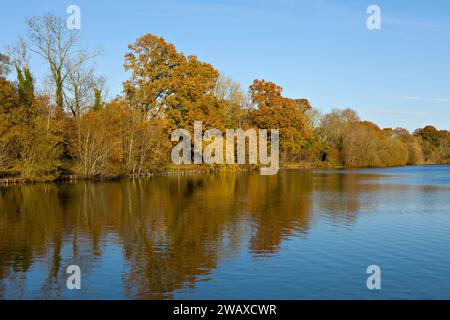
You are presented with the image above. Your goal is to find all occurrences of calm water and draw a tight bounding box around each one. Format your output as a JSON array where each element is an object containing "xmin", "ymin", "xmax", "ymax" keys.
[{"xmin": 1, "ymin": 165, "xmax": 449, "ymax": 299}]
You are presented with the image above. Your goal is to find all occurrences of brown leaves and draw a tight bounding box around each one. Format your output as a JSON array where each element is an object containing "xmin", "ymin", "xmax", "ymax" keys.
[
  {"xmin": 248, "ymin": 79, "xmax": 313, "ymax": 161},
  {"xmin": 123, "ymin": 33, "xmax": 222, "ymax": 129}
]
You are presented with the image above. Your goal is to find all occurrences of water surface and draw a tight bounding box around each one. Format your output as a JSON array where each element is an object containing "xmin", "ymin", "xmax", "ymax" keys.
[{"xmin": 1, "ymin": 165, "xmax": 449, "ymax": 299}]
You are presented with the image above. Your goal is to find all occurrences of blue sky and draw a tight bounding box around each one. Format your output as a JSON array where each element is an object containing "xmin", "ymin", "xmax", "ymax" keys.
[{"xmin": 1, "ymin": 0, "xmax": 449, "ymax": 131}]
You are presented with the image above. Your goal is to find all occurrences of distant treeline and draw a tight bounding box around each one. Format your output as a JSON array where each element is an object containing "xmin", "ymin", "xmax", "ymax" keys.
[{"xmin": 0, "ymin": 14, "xmax": 449, "ymax": 181}]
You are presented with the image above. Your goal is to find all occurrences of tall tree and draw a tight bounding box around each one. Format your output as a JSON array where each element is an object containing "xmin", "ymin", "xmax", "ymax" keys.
[
  {"xmin": 124, "ymin": 33, "xmax": 222, "ymax": 129},
  {"xmin": 414, "ymin": 126, "xmax": 450, "ymax": 163},
  {"xmin": 26, "ymin": 14, "xmax": 94, "ymax": 113},
  {"xmin": 63, "ymin": 51, "xmax": 104, "ymax": 118},
  {"xmin": 124, "ymin": 34, "xmax": 185, "ymax": 115}
]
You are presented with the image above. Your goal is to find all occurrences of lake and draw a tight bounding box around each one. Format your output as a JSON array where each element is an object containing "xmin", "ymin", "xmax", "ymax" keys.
[{"xmin": 1, "ymin": 165, "xmax": 449, "ymax": 299}]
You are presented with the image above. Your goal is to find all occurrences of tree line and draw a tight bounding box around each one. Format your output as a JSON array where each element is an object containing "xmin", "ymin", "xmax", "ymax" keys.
[{"xmin": 0, "ymin": 14, "xmax": 449, "ymax": 181}]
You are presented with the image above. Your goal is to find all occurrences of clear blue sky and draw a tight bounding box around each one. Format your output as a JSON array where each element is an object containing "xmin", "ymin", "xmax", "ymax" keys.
[{"xmin": 1, "ymin": 0, "xmax": 449, "ymax": 131}]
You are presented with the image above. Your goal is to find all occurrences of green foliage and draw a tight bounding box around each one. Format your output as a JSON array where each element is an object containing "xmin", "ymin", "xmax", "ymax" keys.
[
  {"xmin": 93, "ymin": 88, "xmax": 103, "ymax": 110},
  {"xmin": 16, "ymin": 66, "xmax": 35, "ymax": 120}
]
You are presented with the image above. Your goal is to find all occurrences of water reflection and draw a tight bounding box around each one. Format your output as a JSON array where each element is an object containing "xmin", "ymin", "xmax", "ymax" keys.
[
  {"xmin": 1, "ymin": 167, "xmax": 449, "ymax": 299},
  {"xmin": 0, "ymin": 173, "xmax": 314, "ymax": 298}
]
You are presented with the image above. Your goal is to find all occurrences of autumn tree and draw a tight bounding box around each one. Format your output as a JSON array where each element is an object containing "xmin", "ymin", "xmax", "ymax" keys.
[
  {"xmin": 315, "ymin": 109, "xmax": 411, "ymax": 167},
  {"xmin": 248, "ymin": 79, "xmax": 312, "ymax": 162},
  {"xmin": 315, "ymin": 108, "xmax": 360, "ymax": 164},
  {"xmin": 70, "ymin": 104, "xmax": 123, "ymax": 176},
  {"xmin": 122, "ymin": 33, "xmax": 245, "ymax": 171},
  {"xmin": 414, "ymin": 126, "xmax": 450, "ymax": 163},
  {"xmin": 393, "ymin": 128, "xmax": 424, "ymax": 165},
  {"xmin": 0, "ymin": 64, "xmax": 62, "ymax": 180},
  {"xmin": 339, "ymin": 120, "xmax": 385, "ymax": 167},
  {"xmin": 3, "ymin": 39, "xmax": 62, "ymax": 179},
  {"xmin": 124, "ymin": 34, "xmax": 183, "ymax": 115},
  {"xmin": 0, "ymin": 119, "xmax": 9, "ymax": 172},
  {"xmin": 0, "ymin": 75, "xmax": 18, "ymax": 113},
  {"xmin": 115, "ymin": 99, "xmax": 172, "ymax": 174},
  {"xmin": 0, "ymin": 76, "xmax": 17, "ymax": 172},
  {"xmin": 11, "ymin": 106, "xmax": 63, "ymax": 180},
  {"xmin": 124, "ymin": 33, "xmax": 231, "ymax": 130},
  {"xmin": 13, "ymin": 71, "xmax": 63, "ymax": 179}
]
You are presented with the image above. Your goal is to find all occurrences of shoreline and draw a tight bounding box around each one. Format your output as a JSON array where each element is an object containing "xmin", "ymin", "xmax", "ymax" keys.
[{"xmin": 0, "ymin": 163, "xmax": 447, "ymax": 186}]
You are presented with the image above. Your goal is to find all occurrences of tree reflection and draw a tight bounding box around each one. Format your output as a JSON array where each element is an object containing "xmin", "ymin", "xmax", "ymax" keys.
[{"xmin": 0, "ymin": 170, "xmax": 373, "ymax": 299}]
